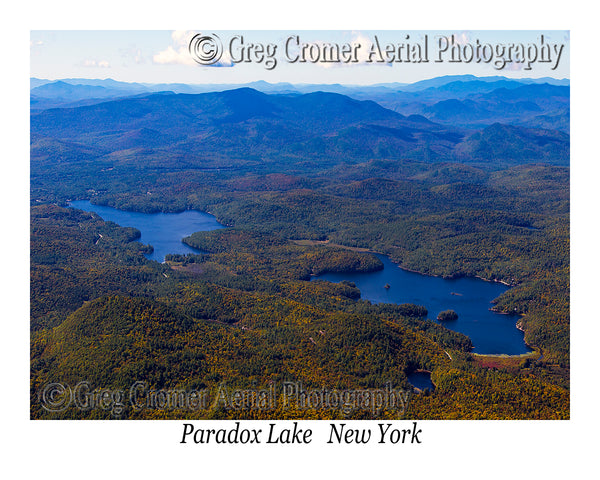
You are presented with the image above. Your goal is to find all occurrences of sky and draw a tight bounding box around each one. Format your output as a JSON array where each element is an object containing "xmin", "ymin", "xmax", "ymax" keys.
[{"xmin": 30, "ymin": 30, "xmax": 570, "ymax": 85}]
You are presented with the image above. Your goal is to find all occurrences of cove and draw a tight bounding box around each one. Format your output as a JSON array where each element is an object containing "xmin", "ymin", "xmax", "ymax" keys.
[
  {"xmin": 69, "ymin": 200, "xmax": 224, "ymax": 262},
  {"xmin": 314, "ymin": 254, "xmax": 531, "ymax": 355}
]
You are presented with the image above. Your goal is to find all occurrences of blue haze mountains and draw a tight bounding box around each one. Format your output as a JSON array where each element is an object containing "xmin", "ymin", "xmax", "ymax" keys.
[{"xmin": 30, "ymin": 75, "xmax": 569, "ymax": 170}]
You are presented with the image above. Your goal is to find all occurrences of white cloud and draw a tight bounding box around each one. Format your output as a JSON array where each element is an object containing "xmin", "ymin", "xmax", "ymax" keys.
[
  {"xmin": 134, "ymin": 49, "xmax": 144, "ymax": 64},
  {"xmin": 353, "ymin": 32, "xmax": 377, "ymax": 64},
  {"xmin": 80, "ymin": 59, "xmax": 111, "ymax": 68},
  {"xmin": 309, "ymin": 32, "xmax": 391, "ymax": 69},
  {"xmin": 153, "ymin": 44, "xmax": 197, "ymax": 66},
  {"xmin": 119, "ymin": 46, "xmax": 146, "ymax": 65},
  {"xmin": 507, "ymin": 61, "xmax": 524, "ymax": 72},
  {"xmin": 453, "ymin": 31, "xmax": 471, "ymax": 45},
  {"xmin": 152, "ymin": 30, "xmax": 196, "ymax": 65},
  {"xmin": 171, "ymin": 30, "xmax": 195, "ymax": 47},
  {"xmin": 153, "ymin": 30, "xmax": 234, "ymax": 67}
]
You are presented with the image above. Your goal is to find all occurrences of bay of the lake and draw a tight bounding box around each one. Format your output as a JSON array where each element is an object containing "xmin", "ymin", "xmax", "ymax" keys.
[
  {"xmin": 69, "ymin": 200, "xmax": 224, "ymax": 263},
  {"xmin": 314, "ymin": 254, "xmax": 530, "ymax": 355}
]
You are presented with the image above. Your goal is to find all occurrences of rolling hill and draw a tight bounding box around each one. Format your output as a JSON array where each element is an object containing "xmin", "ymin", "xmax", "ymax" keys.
[{"xmin": 31, "ymin": 87, "xmax": 569, "ymax": 168}]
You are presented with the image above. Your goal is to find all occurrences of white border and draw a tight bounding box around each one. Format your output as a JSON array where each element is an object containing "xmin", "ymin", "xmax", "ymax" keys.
[{"xmin": 6, "ymin": 1, "xmax": 598, "ymax": 478}]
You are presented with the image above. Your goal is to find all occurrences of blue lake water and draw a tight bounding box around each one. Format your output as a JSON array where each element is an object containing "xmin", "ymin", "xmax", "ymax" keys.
[
  {"xmin": 406, "ymin": 371, "xmax": 435, "ymax": 392},
  {"xmin": 314, "ymin": 254, "xmax": 530, "ymax": 355},
  {"xmin": 69, "ymin": 200, "xmax": 224, "ymax": 262}
]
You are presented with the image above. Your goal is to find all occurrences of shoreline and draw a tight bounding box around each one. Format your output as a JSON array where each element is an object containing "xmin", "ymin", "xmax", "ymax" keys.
[
  {"xmin": 309, "ymin": 241, "xmax": 533, "ymax": 357},
  {"xmin": 295, "ymin": 238, "xmax": 518, "ymax": 289},
  {"xmin": 472, "ymin": 349, "xmax": 540, "ymax": 359},
  {"xmin": 407, "ymin": 369, "xmax": 437, "ymax": 391},
  {"xmin": 473, "ymin": 320, "xmax": 540, "ymax": 359}
]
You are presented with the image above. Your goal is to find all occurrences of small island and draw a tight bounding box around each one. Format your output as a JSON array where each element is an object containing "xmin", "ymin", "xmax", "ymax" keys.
[{"xmin": 437, "ymin": 309, "xmax": 458, "ymax": 322}]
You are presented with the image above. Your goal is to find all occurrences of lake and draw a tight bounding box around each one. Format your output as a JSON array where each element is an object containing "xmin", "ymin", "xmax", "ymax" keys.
[
  {"xmin": 69, "ymin": 200, "xmax": 224, "ymax": 262},
  {"xmin": 69, "ymin": 200, "xmax": 529, "ymax": 355},
  {"xmin": 406, "ymin": 371, "xmax": 435, "ymax": 392},
  {"xmin": 314, "ymin": 254, "xmax": 530, "ymax": 355}
]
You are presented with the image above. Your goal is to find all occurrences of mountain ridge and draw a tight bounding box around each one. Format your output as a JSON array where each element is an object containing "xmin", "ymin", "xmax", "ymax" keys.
[
  {"xmin": 30, "ymin": 76, "xmax": 570, "ymax": 133},
  {"xmin": 31, "ymin": 86, "xmax": 569, "ymax": 167}
]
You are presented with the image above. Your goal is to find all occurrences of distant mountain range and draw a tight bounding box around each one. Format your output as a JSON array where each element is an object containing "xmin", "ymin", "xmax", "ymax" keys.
[
  {"xmin": 31, "ymin": 83, "xmax": 569, "ymax": 168},
  {"xmin": 29, "ymin": 74, "xmax": 570, "ymax": 94},
  {"xmin": 30, "ymin": 75, "xmax": 570, "ymax": 133}
]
